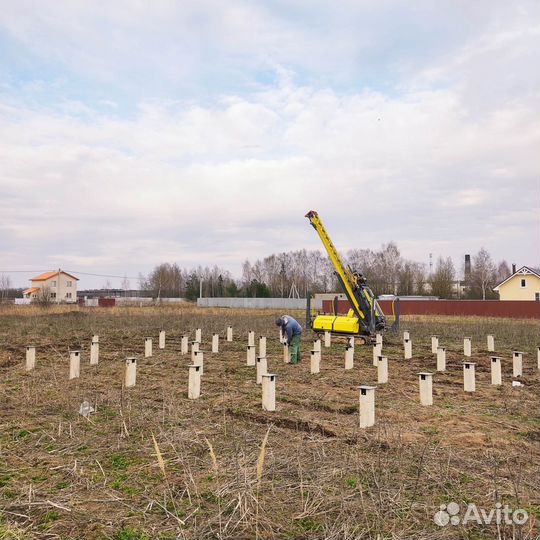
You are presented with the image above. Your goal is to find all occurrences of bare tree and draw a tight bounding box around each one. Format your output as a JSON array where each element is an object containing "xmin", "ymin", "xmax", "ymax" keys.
[
  {"xmin": 140, "ymin": 263, "xmax": 234, "ymax": 299},
  {"xmin": 35, "ymin": 286, "xmax": 52, "ymax": 307},
  {"xmin": 0, "ymin": 273, "xmax": 12, "ymax": 303},
  {"xmin": 412, "ymin": 264, "xmax": 427, "ymax": 295},
  {"xmin": 121, "ymin": 276, "xmax": 130, "ymax": 297},
  {"xmin": 138, "ymin": 272, "xmax": 149, "ymax": 292},
  {"xmin": 430, "ymin": 257, "xmax": 455, "ymax": 299},
  {"xmin": 495, "ymin": 260, "xmax": 511, "ymax": 284},
  {"xmin": 398, "ymin": 262, "xmax": 415, "ymax": 295},
  {"xmin": 377, "ymin": 242, "xmax": 402, "ymax": 295},
  {"xmin": 469, "ymin": 248, "xmax": 497, "ymax": 300}
]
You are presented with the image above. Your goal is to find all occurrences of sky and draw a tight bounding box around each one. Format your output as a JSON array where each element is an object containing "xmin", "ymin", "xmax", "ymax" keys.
[{"xmin": 0, "ymin": 1, "xmax": 539, "ymax": 289}]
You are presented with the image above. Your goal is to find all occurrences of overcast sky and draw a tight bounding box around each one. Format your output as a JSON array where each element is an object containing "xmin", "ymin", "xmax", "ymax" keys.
[{"xmin": 1, "ymin": 1, "xmax": 539, "ymax": 288}]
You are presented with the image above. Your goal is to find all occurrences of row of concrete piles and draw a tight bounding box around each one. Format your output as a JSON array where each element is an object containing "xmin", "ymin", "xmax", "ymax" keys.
[
  {"xmin": 24, "ymin": 327, "xmax": 345, "ymax": 412},
  {"xmin": 26, "ymin": 334, "xmax": 101, "ymax": 376},
  {"xmin": 23, "ymin": 326, "xmax": 537, "ymax": 427},
  {"xmin": 424, "ymin": 333, "xmax": 528, "ymax": 379},
  {"xmin": 188, "ymin": 329, "xmax": 277, "ymax": 409},
  {"xmin": 23, "ymin": 329, "xmax": 537, "ymax": 385},
  {"xmin": 24, "ymin": 324, "xmax": 236, "ymax": 379},
  {"xmin": 184, "ymin": 330, "xmax": 530, "ymax": 417},
  {"xmin": 363, "ymin": 331, "xmax": 533, "ymax": 424},
  {"xmin": 309, "ymin": 330, "xmax": 537, "ymax": 428}
]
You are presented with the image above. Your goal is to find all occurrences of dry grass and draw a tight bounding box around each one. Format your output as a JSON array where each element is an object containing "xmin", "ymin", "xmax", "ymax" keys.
[{"xmin": 0, "ymin": 305, "xmax": 538, "ymax": 539}]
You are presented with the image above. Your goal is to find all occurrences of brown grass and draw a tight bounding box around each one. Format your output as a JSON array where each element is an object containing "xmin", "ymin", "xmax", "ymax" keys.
[{"xmin": 0, "ymin": 305, "xmax": 538, "ymax": 539}]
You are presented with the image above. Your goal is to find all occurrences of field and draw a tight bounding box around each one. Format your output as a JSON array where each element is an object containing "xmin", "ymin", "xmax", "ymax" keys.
[{"xmin": 0, "ymin": 305, "xmax": 538, "ymax": 539}]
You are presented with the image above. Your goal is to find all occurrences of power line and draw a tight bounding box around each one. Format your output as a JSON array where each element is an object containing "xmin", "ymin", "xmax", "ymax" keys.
[
  {"xmin": 65, "ymin": 270, "xmax": 141, "ymax": 280},
  {"xmin": 0, "ymin": 270, "xmax": 50, "ymax": 273},
  {"xmin": 0, "ymin": 269, "xmax": 141, "ymax": 280}
]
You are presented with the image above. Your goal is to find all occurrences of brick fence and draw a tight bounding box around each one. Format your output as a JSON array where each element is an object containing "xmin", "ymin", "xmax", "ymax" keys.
[{"xmin": 322, "ymin": 299, "xmax": 540, "ymax": 319}]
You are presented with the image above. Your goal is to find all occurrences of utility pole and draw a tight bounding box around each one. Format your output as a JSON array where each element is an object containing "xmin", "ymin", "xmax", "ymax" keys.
[{"xmin": 280, "ymin": 262, "xmax": 286, "ymax": 298}]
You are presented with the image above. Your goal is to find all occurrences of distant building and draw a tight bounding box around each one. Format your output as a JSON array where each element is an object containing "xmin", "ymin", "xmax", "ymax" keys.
[
  {"xmin": 451, "ymin": 280, "xmax": 468, "ymax": 299},
  {"xmin": 77, "ymin": 289, "xmax": 153, "ymax": 299},
  {"xmin": 493, "ymin": 266, "xmax": 540, "ymax": 301},
  {"xmin": 23, "ymin": 270, "xmax": 79, "ymax": 303}
]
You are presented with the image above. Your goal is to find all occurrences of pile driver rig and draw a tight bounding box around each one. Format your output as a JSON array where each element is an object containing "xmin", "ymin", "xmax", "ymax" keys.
[{"xmin": 305, "ymin": 210, "xmax": 398, "ymax": 343}]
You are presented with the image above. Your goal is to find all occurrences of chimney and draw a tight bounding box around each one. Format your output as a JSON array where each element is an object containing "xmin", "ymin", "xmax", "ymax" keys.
[
  {"xmin": 512, "ymin": 263, "xmax": 516, "ymax": 274},
  {"xmin": 464, "ymin": 254, "xmax": 471, "ymax": 280}
]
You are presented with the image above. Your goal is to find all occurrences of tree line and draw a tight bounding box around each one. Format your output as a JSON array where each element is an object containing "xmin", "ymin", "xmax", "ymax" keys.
[
  {"xmin": 0, "ymin": 245, "xmax": 512, "ymax": 302},
  {"xmin": 138, "ymin": 244, "xmax": 511, "ymax": 300}
]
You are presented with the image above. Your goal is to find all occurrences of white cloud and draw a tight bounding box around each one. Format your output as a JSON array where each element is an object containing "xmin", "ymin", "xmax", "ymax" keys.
[
  {"xmin": 1, "ymin": 76, "xmax": 538, "ymax": 286},
  {"xmin": 0, "ymin": 1, "xmax": 538, "ymax": 287}
]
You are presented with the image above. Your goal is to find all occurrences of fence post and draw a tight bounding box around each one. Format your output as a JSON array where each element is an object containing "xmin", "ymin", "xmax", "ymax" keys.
[
  {"xmin": 373, "ymin": 342, "xmax": 382, "ymax": 366},
  {"xmin": 145, "ymin": 337, "xmax": 152, "ymax": 358},
  {"xmin": 259, "ymin": 336, "xmax": 267, "ymax": 358},
  {"xmin": 324, "ymin": 331, "xmax": 331, "ymax": 348},
  {"xmin": 345, "ymin": 346, "xmax": 354, "ymax": 370},
  {"xmin": 247, "ymin": 345, "xmax": 256, "ymax": 366},
  {"xmin": 436, "ymin": 347, "xmax": 446, "ymax": 371},
  {"xmin": 90, "ymin": 338, "xmax": 99, "ymax": 365},
  {"xmin": 125, "ymin": 357, "xmax": 137, "ymax": 387},
  {"xmin": 212, "ymin": 333, "xmax": 219, "ymax": 353},
  {"xmin": 69, "ymin": 350, "xmax": 81, "ymax": 380},
  {"xmin": 431, "ymin": 335, "xmax": 439, "ymax": 354},
  {"xmin": 463, "ymin": 362, "xmax": 476, "ymax": 392},
  {"xmin": 310, "ymin": 350, "xmax": 320, "ymax": 374},
  {"xmin": 188, "ymin": 365, "xmax": 201, "ymax": 399},
  {"xmin": 256, "ymin": 356, "xmax": 267, "ymax": 384},
  {"xmin": 262, "ymin": 374, "xmax": 276, "ymax": 411},
  {"xmin": 26, "ymin": 346, "xmax": 36, "ymax": 371},
  {"xmin": 418, "ymin": 372, "xmax": 433, "ymax": 406},
  {"xmin": 490, "ymin": 356, "xmax": 502, "ymax": 385},
  {"xmin": 512, "ymin": 351, "xmax": 523, "ymax": 377},
  {"xmin": 358, "ymin": 386, "xmax": 376, "ymax": 428},
  {"xmin": 181, "ymin": 335, "xmax": 188, "ymax": 355},
  {"xmin": 463, "ymin": 337, "xmax": 471, "ymax": 357},
  {"xmin": 404, "ymin": 339, "xmax": 412, "ymax": 360}
]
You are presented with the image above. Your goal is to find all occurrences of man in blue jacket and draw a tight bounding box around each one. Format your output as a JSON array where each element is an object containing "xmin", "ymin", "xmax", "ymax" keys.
[{"xmin": 276, "ymin": 315, "xmax": 303, "ymax": 364}]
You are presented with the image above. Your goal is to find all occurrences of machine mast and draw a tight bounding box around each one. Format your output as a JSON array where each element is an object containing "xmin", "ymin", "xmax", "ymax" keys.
[{"xmin": 305, "ymin": 210, "xmax": 386, "ymax": 335}]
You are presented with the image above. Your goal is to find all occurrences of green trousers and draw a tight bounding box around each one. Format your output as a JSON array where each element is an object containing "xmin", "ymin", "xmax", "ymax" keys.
[{"xmin": 289, "ymin": 334, "xmax": 301, "ymax": 364}]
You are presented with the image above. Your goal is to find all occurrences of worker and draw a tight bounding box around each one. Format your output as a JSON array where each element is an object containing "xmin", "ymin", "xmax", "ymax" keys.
[{"xmin": 275, "ymin": 315, "xmax": 302, "ymax": 364}]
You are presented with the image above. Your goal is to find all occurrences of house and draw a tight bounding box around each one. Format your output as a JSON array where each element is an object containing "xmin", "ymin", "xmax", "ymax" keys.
[
  {"xmin": 23, "ymin": 270, "xmax": 79, "ymax": 303},
  {"xmin": 493, "ymin": 266, "xmax": 540, "ymax": 301}
]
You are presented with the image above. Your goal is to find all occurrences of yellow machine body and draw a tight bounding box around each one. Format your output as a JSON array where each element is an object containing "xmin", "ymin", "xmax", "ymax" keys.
[{"xmin": 312, "ymin": 314, "xmax": 360, "ymax": 335}]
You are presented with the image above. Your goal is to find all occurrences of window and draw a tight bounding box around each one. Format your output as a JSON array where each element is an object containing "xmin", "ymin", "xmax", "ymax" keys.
[
  {"xmin": 51, "ymin": 281, "xmax": 56, "ymax": 287},
  {"xmin": 50, "ymin": 292, "xmax": 56, "ymax": 299},
  {"xmin": 66, "ymin": 292, "xmax": 72, "ymax": 299},
  {"xmin": 66, "ymin": 280, "xmax": 72, "ymax": 287},
  {"xmin": 520, "ymin": 278, "xmax": 526, "ymax": 288},
  {"xmin": 536, "ymin": 293, "xmax": 539, "ymax": 301}
]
